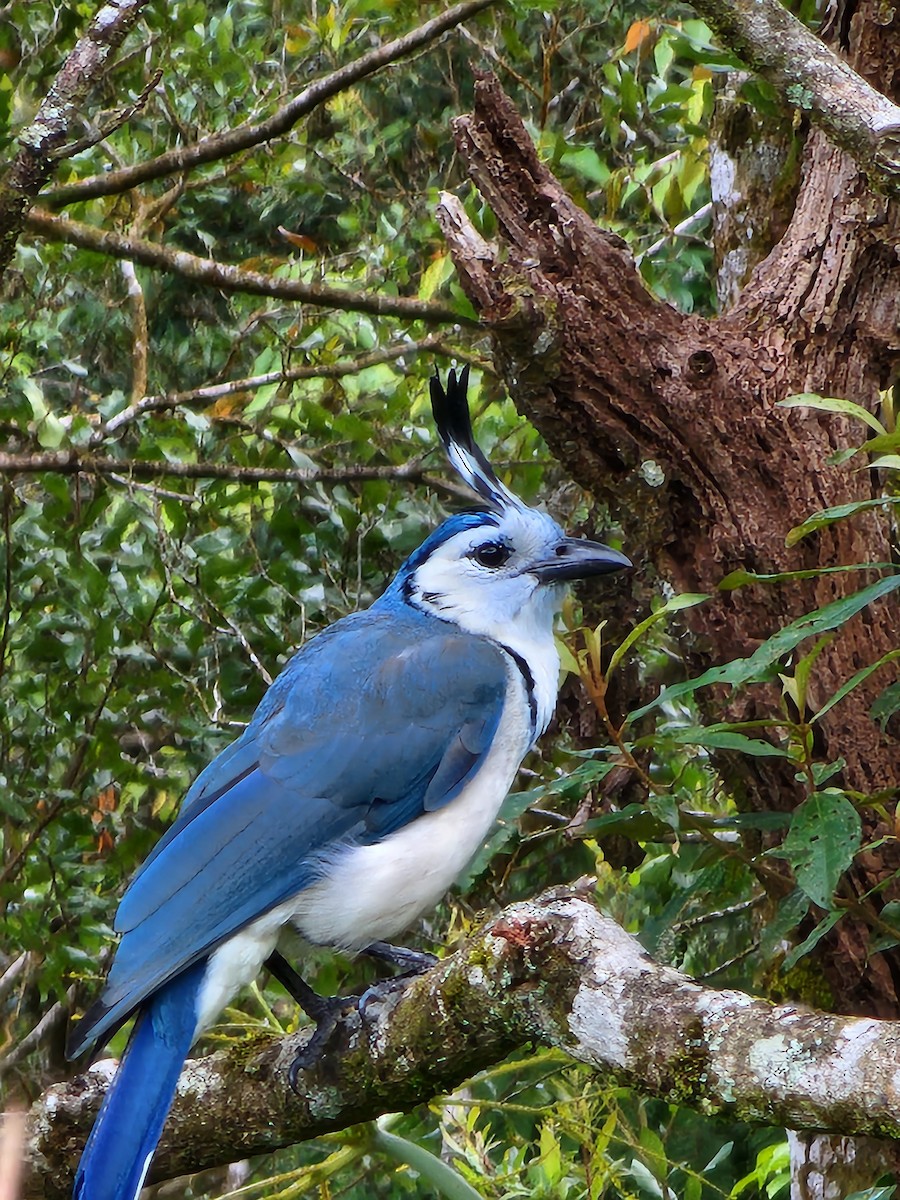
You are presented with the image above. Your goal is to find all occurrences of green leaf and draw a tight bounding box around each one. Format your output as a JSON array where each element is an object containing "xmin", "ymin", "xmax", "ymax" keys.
[
  {"xmin": 759, "ymin": 888, "xmax": 810, "ymax": 960},
  {"xmin": 560, "ymin": 145, "xmax": 611, "ymax": 185},
  {"xmin": 718, "ymin": 562, "xmax": 896, "ymax": 590},
  {"xmin": 778, "ymin": 393, "xmax": 887, "ymax": 435},
  {"xmin": 628, "ymin": 574, "xmax": 900, "ymax": 723},
  {"xmin": 791, "ymin": 634, "xmax": 834, "ymax": 715},
  {"xmin": 19, "ymin": 377, "xmax": 66, "ymax": 448},
  {"xmin": 657, "ymin": 726, "xmax": 788, "ymax": 757},
  {"xmin": 810, "ymin": 758, "xmax": 845, "ymax": 786},
  {"xmin": 647, "ymin": 791, "xmax": 681, "ymax": 828},
  {"xmin": 871, "ymin": 680, "xmax": 900, "ymax": 731},
  {"xmin": 578, "ymin": 803, "xmax": 670, "ymax": 841},
  {"xmin": 866, "ymin": 454, "xmax": 900, "ymax": 471},
  {"xmin": 771, "ymin": 791, "xmax": 861, "ymax": 908},
  {"xmin": 418, "ymin": 253, "xmax": 452, "ymax": 301},
  {"xmin": 607, "ymin": 592, "xmax": 709, "ymax": 676},
  {"xmin": 782, "ymin": 909, "xmax": 842, "ymax": 971},
  {"xmin": 869, "ymin": 901, "xmax": 900, "ymax": 955},
  {"xmin": 373, "ymin": 1120, "xmax": 483, "ymax": 1200},
  {"xmin": 786, "ymin": 497, "xmax": 900, "ymax": 546},
  {"xmin": 811, "ymin": 649, "xmax": 900, "ymax": 723}
]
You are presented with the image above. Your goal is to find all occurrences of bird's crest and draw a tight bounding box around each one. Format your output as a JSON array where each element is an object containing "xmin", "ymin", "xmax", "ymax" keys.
[{"xmin": 430, "ymin": 367, "xmax": 525, "ymax": 513}]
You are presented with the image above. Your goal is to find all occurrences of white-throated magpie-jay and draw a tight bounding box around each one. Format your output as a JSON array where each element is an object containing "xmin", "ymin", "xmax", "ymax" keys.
[{"xmin": 68, "ymin": 367, "xmax": 630, "ymax": 1200}]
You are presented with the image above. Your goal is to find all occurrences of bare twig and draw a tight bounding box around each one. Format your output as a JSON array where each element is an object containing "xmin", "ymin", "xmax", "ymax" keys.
[
  {"xmin": 52, "ymin": 67, "xmax": 163, "ymax": 159},
  {"xmin": 0, "ymin": 953, "xmax": 32, "ymax": 1006},
  {"xmin": 43, "ymin": 0, "xmax": 501, "ymax": 209},
  {"xmin": 0, "ymin": 451, "xmax": 432, "ymax": 486},
  {"xmin": 25, "ymin": 209, "xmax": 476, "ymax": 326},
  {"xmin": 95, "ymin": 335, "xmax": 451, "ymax": 441}
]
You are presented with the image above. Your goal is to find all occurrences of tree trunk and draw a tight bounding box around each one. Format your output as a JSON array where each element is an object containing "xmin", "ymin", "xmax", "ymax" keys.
[
  {"xmin": 708, "ymin": 71, "xmax": 802, "ymax": 310},
  {"xmin": 438, "ymin": 55, "xmax": 899, "ymax": 1191}
]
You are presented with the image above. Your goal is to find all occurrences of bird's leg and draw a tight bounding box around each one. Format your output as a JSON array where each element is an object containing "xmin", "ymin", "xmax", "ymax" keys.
[
  {"xmin": 264, "ymin": 952, "xmax": 359, "ymax": 1087},
  {"xmin": 266, "ymin": 945, "xmax": 438, "ymax": 1086}
]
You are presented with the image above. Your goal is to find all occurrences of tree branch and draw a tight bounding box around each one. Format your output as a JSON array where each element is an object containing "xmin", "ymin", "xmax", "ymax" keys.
[
  {"xmin": 0, "ymin": 451, "xmax": 433, "ymax": 487},
  {"xmin": 0, "ymin": 0, "xmax": 151, "ymax": 277},
  {"xmin": 25, "ymin": 889, "xmax": 900, "ymax": 1197},
  {"xmin": 25, "ymin": 208, "xmax": 475, "ymax": 326},
  {"xmin": 42, "ymin": 0, "xmax": 500, "ymax": 209},
  {"xmin": 94, "ymin": 334, "xmax": 452, "ymax": 441},
  {"xmin": 690, "ymin": 0, "xmax": 900, "ymax": 191},
  {"xmin": 120, "ymin": 261, "xmax": 148, "ymax": 405}
]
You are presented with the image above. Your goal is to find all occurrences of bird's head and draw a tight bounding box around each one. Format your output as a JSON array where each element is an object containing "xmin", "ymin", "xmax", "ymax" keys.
[{"xmin": 384, "ymin": 367, "xmax": 630, "ymax": 644}]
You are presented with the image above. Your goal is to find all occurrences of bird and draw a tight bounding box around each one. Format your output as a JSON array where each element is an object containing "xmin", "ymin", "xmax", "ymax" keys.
[{"xmin": 67, "ymin": 366, "xmax": 631, "ymax": 1200}]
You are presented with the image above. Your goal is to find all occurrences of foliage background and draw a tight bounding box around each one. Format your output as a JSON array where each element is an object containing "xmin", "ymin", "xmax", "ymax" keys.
[{"xmin": 2, "ymin": 1, "xmax": 895, "ymax": 1197}]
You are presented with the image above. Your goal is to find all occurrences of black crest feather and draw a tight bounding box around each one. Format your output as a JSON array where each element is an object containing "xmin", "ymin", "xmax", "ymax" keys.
[{"xmin": 430, "ymin": 367, "xmax": 522, "ymax": 511}]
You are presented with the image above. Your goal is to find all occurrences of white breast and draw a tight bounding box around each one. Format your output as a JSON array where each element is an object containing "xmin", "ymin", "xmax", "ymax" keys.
[
  {"xmin": 194, "ymin": 655, "xmax": 540, "ymax": 1035},
  {"xmin": 289, "ymin": 654, "xmax": 535, "ymax": 952}
]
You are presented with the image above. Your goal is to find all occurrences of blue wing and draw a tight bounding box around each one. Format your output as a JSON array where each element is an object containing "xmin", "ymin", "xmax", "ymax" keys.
[{"xmin": 70, "ymin": 605, "xmax": 508, "ymax": 1056}]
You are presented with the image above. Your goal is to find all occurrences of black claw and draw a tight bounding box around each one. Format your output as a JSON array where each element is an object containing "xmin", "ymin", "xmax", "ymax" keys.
[
  {"xmin": 357, "ymin": 973, "xmax": 419, "ymax": 1017},
  {"xmin": 267, "ymin": 946, "xmax": 437, "ymax": 1090},
  {"xmin": 265, "ymin": 952, "xmax": 360, "ymax": 1087}
]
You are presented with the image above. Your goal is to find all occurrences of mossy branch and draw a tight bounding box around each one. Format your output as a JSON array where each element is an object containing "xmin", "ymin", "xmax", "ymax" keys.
[{"xmin": 24, "ymin": 887, "xmax": 900, "ymax": 1197}]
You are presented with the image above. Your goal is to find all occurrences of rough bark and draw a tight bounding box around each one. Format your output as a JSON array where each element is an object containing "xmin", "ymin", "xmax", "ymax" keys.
[
  {"xmin": 23, "ymin": 889, "xmax": 900, "ymax": 1198},
  {"xmin": 690, "ymin": 0, "xmax": 900, "ymax": 192}
]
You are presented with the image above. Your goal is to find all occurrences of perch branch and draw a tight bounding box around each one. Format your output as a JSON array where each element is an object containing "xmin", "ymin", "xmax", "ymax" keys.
[{"xmin": 24, "ymin": 890, "xmax": 900, "ymax": 1198}]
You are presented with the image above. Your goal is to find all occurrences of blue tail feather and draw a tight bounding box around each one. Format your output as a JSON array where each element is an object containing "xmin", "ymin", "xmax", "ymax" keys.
[{"xmin": 74, "ymin": 961, "xmax": 206, "ymax": 1200}]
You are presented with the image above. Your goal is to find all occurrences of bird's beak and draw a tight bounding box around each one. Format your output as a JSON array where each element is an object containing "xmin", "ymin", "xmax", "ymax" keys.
[{"xmin": 529, "ymin": 537, "xmax": 632, "ymax": 583}]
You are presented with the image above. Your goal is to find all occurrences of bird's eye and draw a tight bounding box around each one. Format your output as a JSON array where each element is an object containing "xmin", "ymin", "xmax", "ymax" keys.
[{"xmin": 471, "ymin": 541, "xmax": 511, "ymax": 569}]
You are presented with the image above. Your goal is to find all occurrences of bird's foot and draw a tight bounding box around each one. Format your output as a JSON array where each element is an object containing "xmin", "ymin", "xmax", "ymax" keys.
[
  {"xmin": 363, "ymin": 940, "xmax": 438, "ymax": 977},
  {"xmin": 287, "ymin": 992, "xmax": 360, "ymax": 1090},
  {"xmin": 265, "ymin": 952, "xmax": 359, "ymax": 1088},
  {"xmin": 267, "ymin": 946, "xmax": 438, "ymax": 1088}
]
